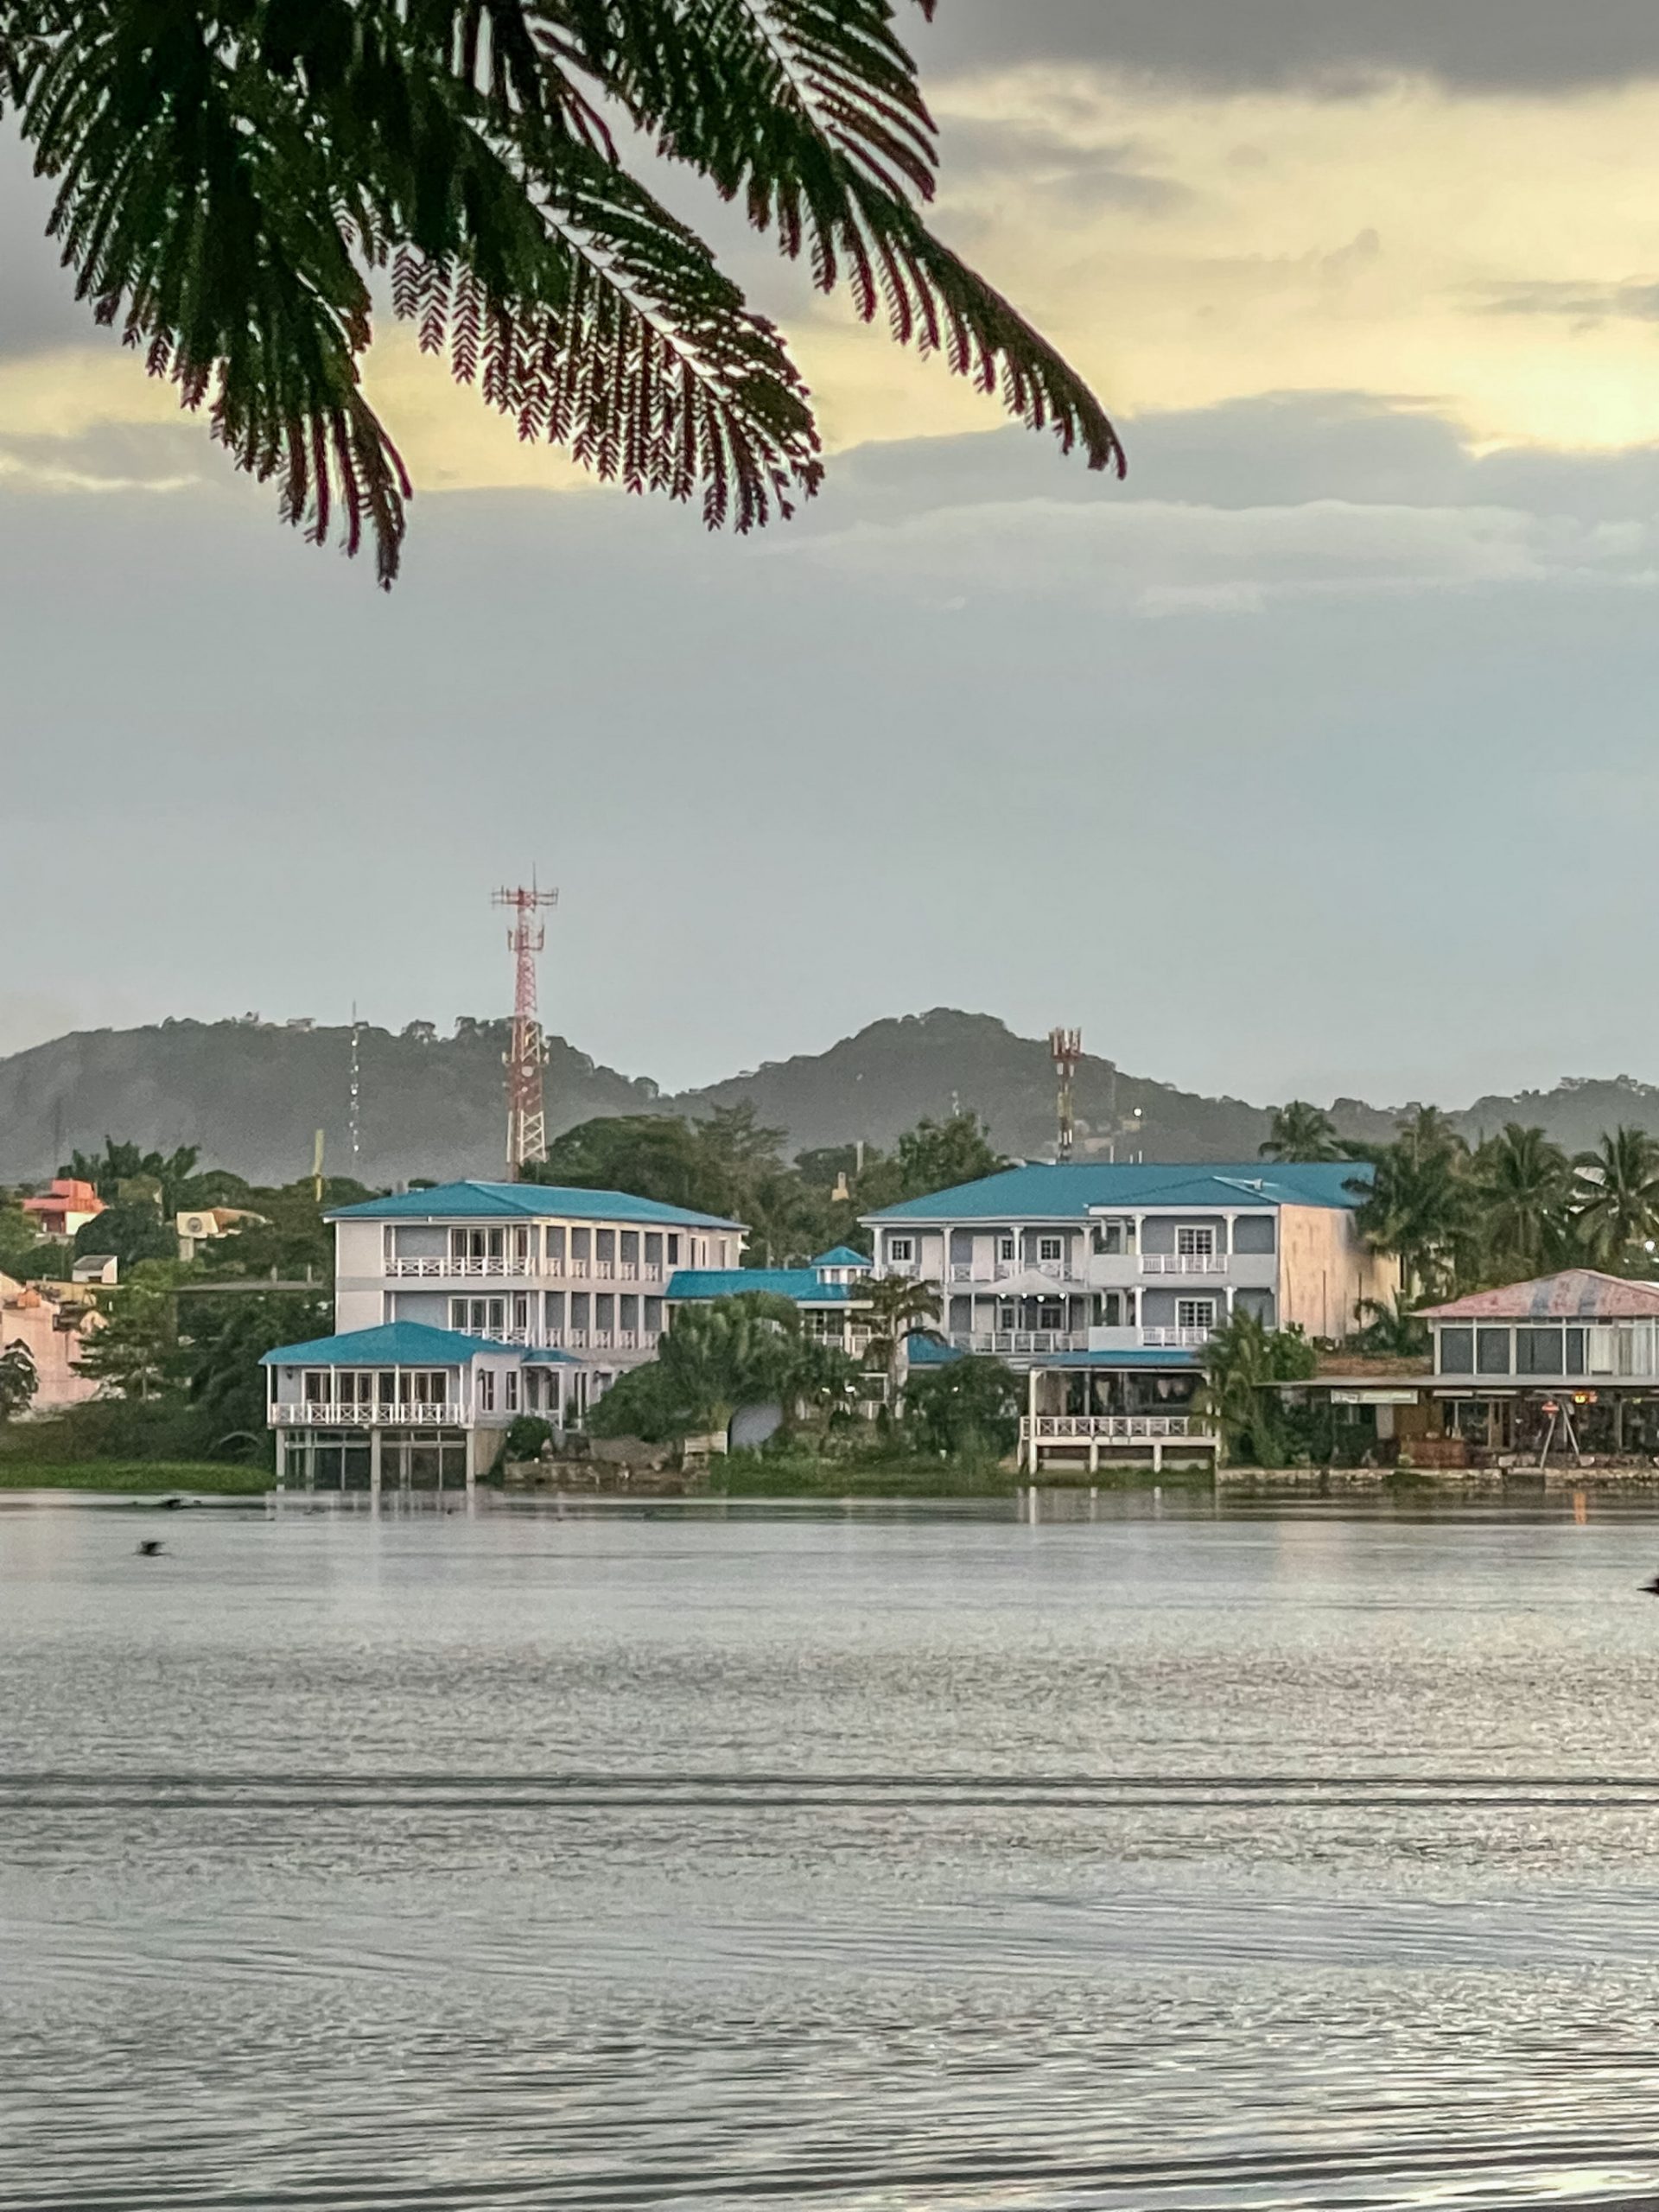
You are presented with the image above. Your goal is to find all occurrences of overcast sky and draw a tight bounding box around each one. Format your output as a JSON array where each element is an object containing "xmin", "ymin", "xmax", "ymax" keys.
[{"xmin": 9, "ymin": 4, "xmax": 1659, "ymax": 1110}]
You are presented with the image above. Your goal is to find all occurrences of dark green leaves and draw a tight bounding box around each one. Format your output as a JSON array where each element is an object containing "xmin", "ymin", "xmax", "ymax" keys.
[{"xmin": 7, "ymin": 1, "xmax": 1122, "ymax": 582}]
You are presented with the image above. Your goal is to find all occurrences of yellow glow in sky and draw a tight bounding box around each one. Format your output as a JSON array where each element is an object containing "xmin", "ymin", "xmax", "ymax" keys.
[{"xmin": 12, "ymin": 68, "xmax": 1659, "ymax": 484}]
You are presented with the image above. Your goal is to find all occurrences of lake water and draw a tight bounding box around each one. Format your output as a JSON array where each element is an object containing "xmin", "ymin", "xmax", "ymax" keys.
[{"xmin": 6, "ymin": 1491, "xmax": 1659, "ymax": 2211}]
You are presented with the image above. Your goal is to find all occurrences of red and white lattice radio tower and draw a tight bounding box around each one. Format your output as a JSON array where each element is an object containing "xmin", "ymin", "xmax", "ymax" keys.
[
  {"xmin": 494, "ymin": 878, "xmax": 559, "ymax": 1175},
  {"xmin": 1050, "ymin": 1027, "xmax": 1083, "ymax": 1163}
]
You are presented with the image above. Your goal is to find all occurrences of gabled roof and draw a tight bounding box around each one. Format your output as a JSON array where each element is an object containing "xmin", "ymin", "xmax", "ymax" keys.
[
  {"xmin": 328, "ymin": 1179, "xmax": 743, "ymax": 1229},
  {"xmin": 261, "ymin": 1321, "xmax": 493, "ymax": 1367},
  {"xmin": 812, "ymin": 1246, "xmax": 872, "ymax": 1268},
  {"xmin": 864, "ymin": 1160, "xmax": 1370, "ymax": 1223},
  {"xmin": 1419, "ymin": 1270, "xmax": 1659, "ymax": 1322},
  {"xmin": 666, "ymin": 1268, "xmax": 857, "ymax": 1306}
]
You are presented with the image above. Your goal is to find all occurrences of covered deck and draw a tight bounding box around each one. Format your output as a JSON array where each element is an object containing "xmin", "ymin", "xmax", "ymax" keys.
[{"xmin": 1020, "ymin": 1351, "xmax": 1219, "ymax": 1474}]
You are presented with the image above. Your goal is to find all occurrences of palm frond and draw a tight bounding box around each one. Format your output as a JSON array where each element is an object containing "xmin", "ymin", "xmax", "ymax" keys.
[{"xmin": 584, "ymin": 0, "xmax": 1124, "ymax": 473}]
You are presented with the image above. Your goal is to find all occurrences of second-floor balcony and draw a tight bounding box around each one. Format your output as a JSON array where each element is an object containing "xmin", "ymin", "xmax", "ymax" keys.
[
  {"xmin": 948, "ymin": 1261, "xmax": 1075, "ymax": 1286},
  {"xmin": 948, "ymin": 1330, "xmax": 1091, "ymax": 1356},
  {"xmin": 385, "ymin": 1254, "xmax": 667, "ymax": 1286},
  {"xmin": 1140, "ymin": 1254, "xmax": 1229, "ymax": 1275},
  {"xmin": 388, "ymin": 1255, "xmax": 535, "ymax": 1279},
  {"xmin": 271, "ymin": 1400, "xmax": 453, "ymax": 1427}
]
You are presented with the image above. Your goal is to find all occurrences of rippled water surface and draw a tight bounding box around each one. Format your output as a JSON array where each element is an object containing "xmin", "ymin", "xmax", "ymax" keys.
[{"xmin": 7, "ymin": 1491, "xmax": 1659, "ymax": 2210}]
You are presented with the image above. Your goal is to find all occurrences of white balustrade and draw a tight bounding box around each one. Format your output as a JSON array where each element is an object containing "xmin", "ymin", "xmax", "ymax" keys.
[
  {"xmin": 946, "ymin": 1331, "xmax": 1090, "ymax": 1356},
  {"xmin": 1141, "ymin": 1254, "xmax": 1227, "ymax": 1275},
  {"xmin": 273, "ymin": 1401, "xmax": 452, "ymax": 1427},
  {"xmin": 1020, "ymin": 1414, "xmax": 1213, "ymax": 1443},
  {"xmin": 1141, "ymin": 1325, "xmax": 1214, "ymax": 1347}
]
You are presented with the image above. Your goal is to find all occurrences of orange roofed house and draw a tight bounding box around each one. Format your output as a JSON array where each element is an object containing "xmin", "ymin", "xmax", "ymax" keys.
[{"xmin": 21, "ymin": 1179, "xmax": 105, "ymax": 1241}]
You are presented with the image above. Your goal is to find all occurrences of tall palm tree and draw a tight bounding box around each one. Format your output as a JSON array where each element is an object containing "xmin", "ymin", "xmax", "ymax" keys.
[
  {"xmin": 1348, "ymin": 1111, "xmax": 1476, "ymax": 1303},
  {"xmin": 859, "ymin": 1271, "xmax": 941, "ymax": 1408},
  {"xmin": 5, "ymin": 3, "xmax": 1121, "ymax": 584},
  {"xmin": 1473, "ymin": 1122, "xmax": 1573, "ymax": 1278},
  {"xmin": 1573, "ymin": 1126, "xmax": 1659, "ymax": 1270},
  {"xmin": 1261, "ymin": 1103, "xmax": 1344, "ymax": 1163}
]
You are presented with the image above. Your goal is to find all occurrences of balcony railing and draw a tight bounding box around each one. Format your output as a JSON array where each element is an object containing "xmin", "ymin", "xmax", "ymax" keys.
[
  {"xmin": 1141, "ymin": 1255, "xmax": 1227, "ymax": 1275},
  {"xmin": 388, "ymin": 1255, "xmax": 534, "ymax": 1278},
  {"xmin": 1021, "ymin": 1415, "xmax": 1215, "ymax": 1443},
  {"xmin": 1141, "ymin": 1325, "xmax": 1215, "ymax": 1348},
  {"xmin": 272, "ymin": 1401, "xmax": 452, "ymax": 1427},
  {"xmin": 948, "ymin": 1261, "xmax": 1071, "ymax": 1285},
  {"xmin": 947, "ymin": 1330, "xmax": 1090, "ymax": 1356},
  {"xmin": 385, "ymin": 1255, "xmax": 667, "ymax": 1283}
]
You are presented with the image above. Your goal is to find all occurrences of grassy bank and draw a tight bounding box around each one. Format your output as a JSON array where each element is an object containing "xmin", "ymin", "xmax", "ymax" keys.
[{"xmin": 0, "ymin": 1461, "xmax": 273, "ymax": 1495}]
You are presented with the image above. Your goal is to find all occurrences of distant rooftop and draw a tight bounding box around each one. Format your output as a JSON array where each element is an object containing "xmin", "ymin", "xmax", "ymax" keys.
[
  {"xmin": 1420, "ymin": 1270, "xmax": 1659, "ymax": 1323},
  {"xmin": 667, "ymin": 1268, "xmax": 857, "ymax": 1306},
  {"xmin": 329, "ymin": 1180, "xmax": 743, "ymax": 1230},
  {"xmin": 864, "ymin": 1160, "xmax": 1370, "ymax": 1224},
  {"xmin": 261, "ymin": 1321, "xmax": 496, "ymax": 1367},
  {"xmin": 812, "ymin": 1246, "xmax": 872, "ymax": 1268}
]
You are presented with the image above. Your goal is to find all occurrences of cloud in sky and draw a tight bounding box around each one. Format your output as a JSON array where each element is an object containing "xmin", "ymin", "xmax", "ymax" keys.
[{"xmin": 927, "ymin": 2, "xmax": 1659, "ymax": 92}]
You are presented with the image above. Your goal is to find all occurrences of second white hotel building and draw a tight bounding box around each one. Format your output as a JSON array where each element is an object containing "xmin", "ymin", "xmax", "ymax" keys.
[{"xmin": 862, "ymin": 1161, "xmax": 1396, "ymax": 1353}]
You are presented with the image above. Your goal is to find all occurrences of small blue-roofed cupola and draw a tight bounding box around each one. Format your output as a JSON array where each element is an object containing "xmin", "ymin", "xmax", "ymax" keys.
[{"xmin": 812, "ymin": 1245, "xmax": 873, "ymax": 1287}]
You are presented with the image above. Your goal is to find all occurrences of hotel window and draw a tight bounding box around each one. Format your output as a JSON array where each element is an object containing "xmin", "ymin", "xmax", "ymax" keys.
[
  {"xmin": 621, "ymin": 1230, "xmax": 639, "ymax": 1266},
  {"xmin": 889, "ymin": 1238, "xmax": 914, "ymax": 1263},
  {"xmin": 1516, "ymin": 1328, "xmax": 1564, "ymax": 1376},
  {"xmin": 1039, "ymin": 1301, "xmax": 1063, "ymax": 1330},
  {"xmin": 449, "ymin": 1298, "xmax": 467, "ymax": 1332},
  {"xmin": 505, "ymin": 1372, "xmax": 518, "ymax": 1413},
  {"xmin": 1177, "ymin": 1300, "xmax": 1216, "ymax": 1331},
  {"xmin": 545, "ymin": 1226, "xmax": 565, "ymax": 1270},
  {"xmin": 1439, "ymin": 1327, "xmax": 1474, "ymax": 1376},
  {"xmin": 512, "ymin": 1295, "xmax": 529, "ymax": 1331},
  {"xmin": 1177, "ymin": 1227, "xmax": 1216, "ymax": 1258},
  {"xmin": 998, "ymin": 1236, "xmax": 1016, "ymax": 1262},
  {"xmin": 479, "ymin": 1370, "xmax": 495, "ymax": 1412},
  {"xmin": 1038, "ymin": 1237, "xmax": 1064, "ymax": 1263},
  {"xmin": 645, "ymin": 1233, "xmax": 664, "ymax": 1271},
  {"xmin": 1477, "ymin": 1327, "xmax": 1511, "ymax": 1376},
  {"xmin": 667, "ymin": 1235, "xmax": 680, "ymax": 1265},
  {"xmin": 303, "ymin": 1370, "xmax": 326, "ymax": 1402},
  {"xmin": 1092, "ymin": 1223, "xmax": 1122, "ymax": 1255}
]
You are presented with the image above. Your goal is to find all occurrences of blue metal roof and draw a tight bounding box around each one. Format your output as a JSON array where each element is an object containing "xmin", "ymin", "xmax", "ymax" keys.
[
  {"xmin": 261, "ymin": 1322, "xmax": 489, "ymax": 1367},
  {"xmin": 812, "ymin": 1246, "xmax": 871, "ymax": 1268},
  {"xmin": 328, "ymin": 1180, "xmax": 744, "ymax": 1229},
  {"xmin": 865, "ymin": 1160, "xmax": 1370, "ymax": 1223},
  {"xmin": 523, "ymin": 1346, "xmax": 582, "ymax": 1366},
  {"xmin": 904, "ymin": 1333, "xmax": 965, "ymax": 1367},
  {"xmin": 1035, "ymin": 1350, "xmax": 1204, "ymax": 1370},
  {"xmin": 666, "ymin": 1268, "xmax": 855, "ymax": 1306}
]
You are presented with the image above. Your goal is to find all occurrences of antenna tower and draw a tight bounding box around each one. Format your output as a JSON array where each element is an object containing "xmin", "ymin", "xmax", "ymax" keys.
[
  {"xmin": 1050, "ymin": 1027, "xmax": 1083, "ymax": 1163},
  {"xmin": 494, "ymin": 880, "xmax": 559, "ymax": 1175}
]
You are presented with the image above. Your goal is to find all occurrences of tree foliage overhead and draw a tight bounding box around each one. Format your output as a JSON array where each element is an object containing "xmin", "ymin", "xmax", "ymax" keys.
[{"xmin": 3, "ymin": 1, "xmax": 1122, "ymax": 584}]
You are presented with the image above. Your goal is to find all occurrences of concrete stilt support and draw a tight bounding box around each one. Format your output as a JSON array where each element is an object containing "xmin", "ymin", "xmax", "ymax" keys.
[{"xmin": 370, "ymin": 1427, "xmax": 383, "ymax": 1507}]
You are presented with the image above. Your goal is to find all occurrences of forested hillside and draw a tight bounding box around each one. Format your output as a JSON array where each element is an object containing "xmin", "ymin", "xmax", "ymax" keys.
[{"xmin": 1, "ymin": 1007, "xmax": 1653, "ymax": 1185}]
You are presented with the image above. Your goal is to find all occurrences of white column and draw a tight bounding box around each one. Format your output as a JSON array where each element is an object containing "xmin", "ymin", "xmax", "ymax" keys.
[
  {"xmin": 370, "ymin": 1426, "xmax": 383, "ymax": 1502},
  {"xmin": 1027, "ymin": 1364, "xmax": 1039, "ymax": 1473}
]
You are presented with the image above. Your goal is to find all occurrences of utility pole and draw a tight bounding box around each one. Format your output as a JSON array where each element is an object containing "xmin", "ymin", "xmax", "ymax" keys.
[
  {"xmin": 1050, "ymin": 1027, "xmax": 1083, "ymax": 1163},
  {"xmin": 494, "ymin": 880, "xmax": 558, "ymax": 1176}
]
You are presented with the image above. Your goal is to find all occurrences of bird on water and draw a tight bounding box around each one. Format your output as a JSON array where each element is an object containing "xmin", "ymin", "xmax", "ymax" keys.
[
  {"xmin": 1643, "ymin": 1573, "xmax": 1659, "ymax": 1595},
  {"xmin": 137, "ymin": 1540, "xmax": 164, "ymax": 1556}
]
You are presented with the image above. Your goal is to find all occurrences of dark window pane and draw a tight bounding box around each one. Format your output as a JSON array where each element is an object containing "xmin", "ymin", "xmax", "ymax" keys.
[
  {"xmin": 1516, "ymin": 1328, "xmax": 1564, "ymax": 1376},
  {"xmin": 1477, "ymin": 1327, "xmax": 1511, "ymax": 1376},
  {"xmin": 1440, "ymin": 1327, "xmax": 1474, "ymax": 1376},
  {"xmin": 1567, "ymin": 1329, "xmax": 1586, "ymax": 1376}
]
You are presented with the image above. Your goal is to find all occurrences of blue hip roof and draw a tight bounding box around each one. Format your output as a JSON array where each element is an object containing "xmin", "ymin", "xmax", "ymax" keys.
[
  {"xmin": 863, "ymin": 1160, "xmax": 1370, "ymax": 1223},
  {"xmin": 327, "ymin": 1179, "xmax": 744, "ymax": 1230}
]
